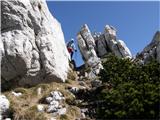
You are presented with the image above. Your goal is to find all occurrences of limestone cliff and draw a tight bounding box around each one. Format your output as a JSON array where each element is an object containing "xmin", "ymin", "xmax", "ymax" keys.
[{"xmin": 1, "ymin": 0, "xmax": 70, "ymax": 87}]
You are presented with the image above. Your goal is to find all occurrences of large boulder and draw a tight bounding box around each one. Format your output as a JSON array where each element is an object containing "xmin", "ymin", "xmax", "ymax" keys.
[
  {"xmin": 1, "ymin": 0, "xmax": 70, "ymax": 88},
  {"xmin": 136, "ymin": 31, "xmax": 160, "ymax": 64}
]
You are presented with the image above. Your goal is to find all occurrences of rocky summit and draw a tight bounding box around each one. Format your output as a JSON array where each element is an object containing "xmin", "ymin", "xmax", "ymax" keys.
[
  {"xmin": 77, "ymin": 24, "xmax": 132, "ymax": 79},
  {"xmin": 77, "ymin": 24, "xmax": 132, "ymax": 60},
  {"xmin": 136, "ymin": 31, "xmax": 160, "ymax": 64},
  {"xmin": 1, "ymin": 0, "xmax": 70, "ymax": 88}
]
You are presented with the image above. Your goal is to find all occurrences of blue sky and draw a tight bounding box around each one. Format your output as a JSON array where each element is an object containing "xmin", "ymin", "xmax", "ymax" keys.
[{"xmin": 47, "ymin": 1, "xmax": 159, "ymax": 67}]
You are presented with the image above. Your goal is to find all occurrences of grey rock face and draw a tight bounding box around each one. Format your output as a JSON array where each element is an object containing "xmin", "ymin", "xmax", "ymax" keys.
[
  {"xmin": 136, "ymin": 31, "xmax": 160, "ymax": 64},
  {"xmin": 116, "ymin": 40, "xmax": 132, "ymax": 58},
  {"xmin": 157, "ymin": 42, "xmax": 160, "ymax": 62},
  {"xmin": 77, "ymin": 24, "xmax": 132, "ymax": 61},
  {"xmin": 77, "ymin": 24, "xmax": 103, "ymax": 79},
  {"xmin": 77, "ymin": 24, "xmax": 132, "ymax": 78},
  {"xmin": 77, "ymin": 24, "xmax": 97, "ymax": 62},
  {"xmin": 94, "ymin": 33, "xmax": 109, "ymax": 57},
  {"xmin": 103, "ymin": 25, "xmax": 132, "ymax": 58},
  {"xmin": 1, "ymin": 0, "xmax": 70, "ymax": 87}
]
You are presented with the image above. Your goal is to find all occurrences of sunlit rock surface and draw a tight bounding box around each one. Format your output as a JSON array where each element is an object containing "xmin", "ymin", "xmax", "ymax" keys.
[{"xmin": 1, "ymin": 0, "xmax": 70, "ymax": 87}]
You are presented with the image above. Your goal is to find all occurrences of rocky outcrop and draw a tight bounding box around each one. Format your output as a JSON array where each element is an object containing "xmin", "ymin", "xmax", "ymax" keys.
[
  {"xmin": 136, "ymin": 31, "xmax": 160, "ymax": 64},
  {"xmin": 77, "ymin": 24, "xmax": 132, "ymax": 78},
  {"xmin": 1, "ymin": 0, "xmax": 70, "ymax": 87},
  {"xmin": 94, "ymin": 25, "xmax": 132, "ymax": 58},
  {"xmin": 45, "ymin": 91, "xmax": 66, "ymax": 115},
  {"xmin": 77, "ymin": 24, "xmax": 103, "ymax": 79},
  {"xmin": 77, "ymin": 24, "xmax": 97, "ymax": 61}
]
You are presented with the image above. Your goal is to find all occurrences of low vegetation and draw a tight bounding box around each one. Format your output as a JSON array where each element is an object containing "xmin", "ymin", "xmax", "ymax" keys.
[
  {"xmin": 3, "ymin": 55, "xmax": 160, "ymax": 120},
  {"xmin": 97, "ymin": 54, "xmax": 160, "ymax": 119},
  {"xmin": 4, "ymin": 81, "xmax": 81, "ymax": 120}
]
